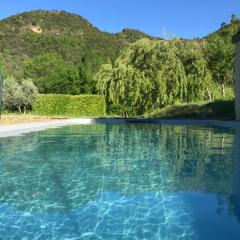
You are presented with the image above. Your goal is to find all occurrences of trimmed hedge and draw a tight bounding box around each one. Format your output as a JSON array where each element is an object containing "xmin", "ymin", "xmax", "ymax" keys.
[{"xmin": 32, "ymin": 94, "xmax": 106, "ymax": 117}]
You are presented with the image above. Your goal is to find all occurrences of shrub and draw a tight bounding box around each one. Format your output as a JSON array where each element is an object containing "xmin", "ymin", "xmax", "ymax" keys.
[
  {"xmin": 109, "ymin": 103, "xmax": 132, "ymax": 117},
  {"xmin": 32, "ymin": 94, "xmax": 106, "ymax": 117}
]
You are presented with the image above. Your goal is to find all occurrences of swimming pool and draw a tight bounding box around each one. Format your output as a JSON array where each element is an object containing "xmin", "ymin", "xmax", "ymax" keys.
[{"xmin": 0, "ymin": 123, "xmax": 240, "ymax": 239}]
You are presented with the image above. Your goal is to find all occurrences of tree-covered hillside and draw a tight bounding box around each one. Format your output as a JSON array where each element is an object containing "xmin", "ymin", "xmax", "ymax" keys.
[
  {"xmin": 116, "ymin": 28, "xmax": 157, "ymax": 43},
  {"xmin": 0, "ymin": 10, "xmax": 153, "ymax": 75}
]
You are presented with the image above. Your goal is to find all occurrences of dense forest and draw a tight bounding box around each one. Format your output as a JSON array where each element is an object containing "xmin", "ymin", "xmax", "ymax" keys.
[{"xmin": 0, "ymin": 10, "xmax": 239, "ymax": 116}]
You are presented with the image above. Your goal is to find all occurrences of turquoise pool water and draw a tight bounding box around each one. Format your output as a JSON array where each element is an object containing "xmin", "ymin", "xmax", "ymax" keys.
[{"xmin": 0, "ymin": 123, "xmax": 240, "ymax": 239}]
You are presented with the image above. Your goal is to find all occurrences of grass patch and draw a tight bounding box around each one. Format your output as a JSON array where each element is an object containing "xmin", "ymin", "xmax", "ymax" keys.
[
  {"xmin": 0, "ymin": 114, "xmax": 67, "ymax": 125},
  {"xmin": 144, "ymin": 100, "xmax": 235, "ymax": 120}
]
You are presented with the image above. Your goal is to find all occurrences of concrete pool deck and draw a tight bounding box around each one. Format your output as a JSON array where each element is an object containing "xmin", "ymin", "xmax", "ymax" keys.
[{"xmin": 0, "ymin": 118, "xmax": 240, "ymax": 137}]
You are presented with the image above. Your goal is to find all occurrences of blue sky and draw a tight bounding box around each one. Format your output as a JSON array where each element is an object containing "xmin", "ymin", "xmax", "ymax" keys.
[{"xmin": 0, "ymin": 0, "xmax": 239, "ymax": 39}]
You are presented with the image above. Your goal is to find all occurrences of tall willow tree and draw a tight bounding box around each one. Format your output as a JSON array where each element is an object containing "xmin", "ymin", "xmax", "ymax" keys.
[{"xmin": 96, "ymin": 39, "xmax": 187, "ymax": 115}]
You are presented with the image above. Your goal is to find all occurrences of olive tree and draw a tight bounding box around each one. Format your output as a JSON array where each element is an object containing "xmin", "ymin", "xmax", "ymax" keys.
[{"xmin": 3, "ymin": 77, "xmax": 38, "ymax": 114}]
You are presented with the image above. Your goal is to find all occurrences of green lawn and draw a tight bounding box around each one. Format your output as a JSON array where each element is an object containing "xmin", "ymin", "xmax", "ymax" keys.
[
  {"xmin": 0, "ymin": 114, "xmax": 67, "ymax": 125},
  {"xmin": 144, "ymin": 100, "xmax": 235, "ymax": 120}
]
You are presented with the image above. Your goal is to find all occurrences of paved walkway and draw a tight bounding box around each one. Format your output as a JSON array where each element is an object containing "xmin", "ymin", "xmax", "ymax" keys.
[{"xmin": 0, "ymin": 119, "xmax": 93, "ymax": 137}]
